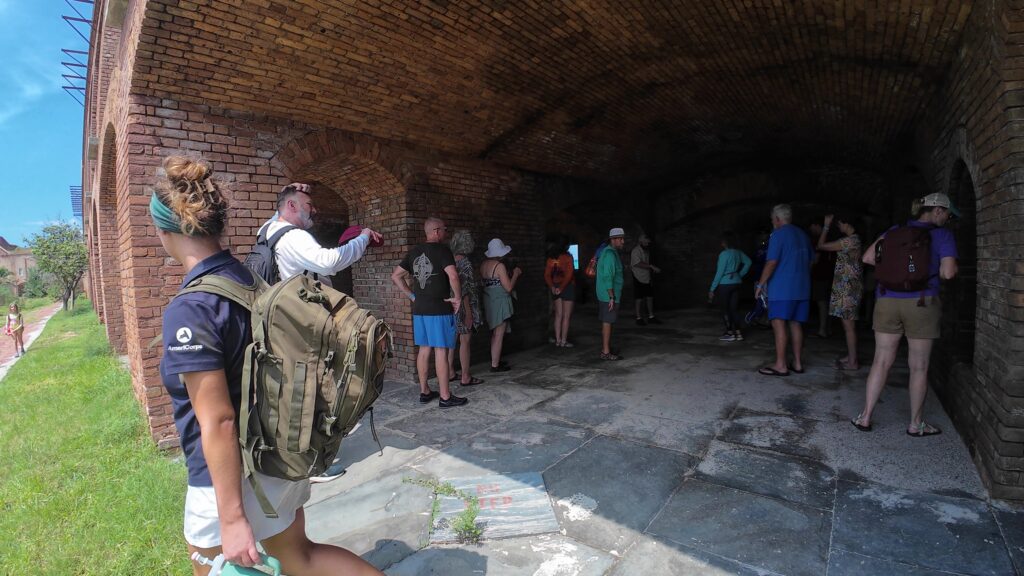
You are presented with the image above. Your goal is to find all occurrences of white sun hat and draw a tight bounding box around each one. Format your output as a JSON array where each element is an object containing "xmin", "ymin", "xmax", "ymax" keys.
[{"xmin": 485, "ymin": 238, "xmax": 512, "ymax": 258}]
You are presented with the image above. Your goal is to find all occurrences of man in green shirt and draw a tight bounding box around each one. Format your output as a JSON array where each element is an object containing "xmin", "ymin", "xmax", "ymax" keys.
[{"xmin": 597, "ymin": 227, "xmax": 626, "ymax": 360}]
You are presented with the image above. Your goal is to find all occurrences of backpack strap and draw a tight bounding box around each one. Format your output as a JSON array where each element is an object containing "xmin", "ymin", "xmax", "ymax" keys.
[
  {"xmin": 177, "ymin": 274, "xmax": 265, "ymax": 310},
  {"xmin": 266, "ymin": 225, "xmax": 298, "ymax": 250},
  {"xmin": 175, "ymin": 273, "xmax": 279, "ymax": 517}
]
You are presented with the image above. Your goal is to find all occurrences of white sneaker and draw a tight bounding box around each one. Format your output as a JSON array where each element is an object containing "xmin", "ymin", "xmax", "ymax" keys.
[
  {"xmin": 718, "ymin": 333, "xmax": 736, "ymax": 342},
  {"xmin": 309, "ymin": 461, "xmax": 347, "ymax": 483}
]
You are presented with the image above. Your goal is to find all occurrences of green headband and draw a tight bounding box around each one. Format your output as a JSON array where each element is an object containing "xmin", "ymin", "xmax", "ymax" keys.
[{"xmin": 149, "ymin": 192, "xmax": 182, "ymax": 233}]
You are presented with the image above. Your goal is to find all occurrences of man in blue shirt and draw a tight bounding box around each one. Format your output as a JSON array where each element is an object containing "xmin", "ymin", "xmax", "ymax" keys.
[{"xmin": 755, "ymin": 204, "xmax": 813, "ymax": 376}]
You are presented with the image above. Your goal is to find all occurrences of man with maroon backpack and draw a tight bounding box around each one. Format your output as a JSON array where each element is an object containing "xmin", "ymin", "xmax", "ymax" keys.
[{"xmin": 852, "ymin": 193, "xmax": 959, "ymax": 437}]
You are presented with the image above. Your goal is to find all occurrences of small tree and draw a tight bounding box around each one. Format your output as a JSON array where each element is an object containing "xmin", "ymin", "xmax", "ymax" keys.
[
  {"xmin": 27, "ymin": 222, "xmax": 88, "ymax": 311},
  {"xmin": 23, "ymin": 268, "xmax": 55, "ymax": 298},
  {"xmin": 0, "ymin": 268, "xmax": 12, "ymax": 286}
]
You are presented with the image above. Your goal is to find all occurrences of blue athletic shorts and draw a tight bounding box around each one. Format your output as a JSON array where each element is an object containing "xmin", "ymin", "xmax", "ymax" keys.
[
  {"xmin": 768, "ymin": 299, "xmax": 810, "ymax": 322},
  {"xmin": 413, "ymin": 314, "xmax": 456, "ymax": 349}
]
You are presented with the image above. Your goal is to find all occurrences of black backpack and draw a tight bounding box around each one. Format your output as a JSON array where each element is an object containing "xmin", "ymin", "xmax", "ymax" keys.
[
  {"xmin": 874, "ymin": 224, "xmax": 934, "ymax": 304},
  {"xmin": 244, "ymin": 224, "xmax": 297, "ymax": 284}
]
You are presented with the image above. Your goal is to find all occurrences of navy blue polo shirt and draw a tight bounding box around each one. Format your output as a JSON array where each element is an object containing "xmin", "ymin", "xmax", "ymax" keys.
[{"xmin": 159, "ymin": 250, "xmax": 253, "ymax": 487}]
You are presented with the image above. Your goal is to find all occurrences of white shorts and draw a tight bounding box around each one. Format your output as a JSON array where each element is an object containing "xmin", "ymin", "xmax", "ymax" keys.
[{"xmin": 183, "ymin": 472, "xmax": 311, "ymax": 548}]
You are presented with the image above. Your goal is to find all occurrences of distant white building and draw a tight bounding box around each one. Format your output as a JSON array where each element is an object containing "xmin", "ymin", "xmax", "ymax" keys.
[{"xmin": 0, "ymin": 237, "xmax": 35, "ymax": 294}]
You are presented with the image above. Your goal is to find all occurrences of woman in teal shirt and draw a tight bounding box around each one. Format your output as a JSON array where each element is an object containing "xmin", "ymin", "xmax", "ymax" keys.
[{"xmin": 708, "ymin": 231, "xmax": 752, "ymax": 341}]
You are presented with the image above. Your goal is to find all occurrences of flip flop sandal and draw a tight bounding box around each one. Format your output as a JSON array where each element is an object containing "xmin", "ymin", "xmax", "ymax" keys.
[
  {"xmin": 459, "ymin": 377, "xmax": 484, "ymax": 386},
  {"xmin": 907, "ymin": 422, "xmax": 942, "ymax": 437},
  {"xmin": 851, "ymin": 414, "xmax": 872, "ymax": 432},
  {"xmin": 600, "ymin": 353, "xmax": 622, "ymax": 361},
  {"xmin": 758, "ymin": 366, "xmax": 790, "ymax": 377},
  {"xmin": 834, "ymin": 360, "xmax": 860, "ymax": 371},
  {"xmin": 788, "ymin": 363, "xmax": 806, "ymax": 374}
]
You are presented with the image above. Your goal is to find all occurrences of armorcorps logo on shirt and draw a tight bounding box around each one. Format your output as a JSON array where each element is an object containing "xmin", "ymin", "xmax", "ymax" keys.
[{"xmin": 168, "ymin": 326, "xmax": 203, "ymax": 352}]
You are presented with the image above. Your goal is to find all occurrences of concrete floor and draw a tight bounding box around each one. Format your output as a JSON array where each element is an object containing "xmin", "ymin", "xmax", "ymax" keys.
[{"xmin": 303, "ymin": 307, "xmax": 1024, "ymax": 575}]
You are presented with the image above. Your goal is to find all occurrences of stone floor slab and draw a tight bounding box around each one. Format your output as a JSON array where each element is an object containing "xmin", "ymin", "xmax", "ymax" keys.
[
  {"xmin": 431, "ymin": 472, "xmax": 559, "ymax": 543},
  {"xmin": 384, "ymin": 402, "xmax": 501, "ymax": 449},
  {"xmin": 298, "ymin": 310, "xmax": 1001, "ymax": 574},
  {"xmin": 718, "ymin": 408, "xmax": 824, "ymax": 460},
  {"xmin": 609, "ymin": 537, "xmax": 783, "ymax": 576},
  {"xmin": 832, "ymin": 480, "xmax": 1014, "ymax": 575},
  {"xmin": 517, "ymin": 364, "xmax": 604, "ymax": 390},
  {"xmin": 543, "ymin": 435, "xmax": 695, "ymax": 552},
  {"xmin": 305, "ymin": 470, "xmax": 433, "ymax": 569},
  {"xmin": 596, "ymin": 411, "xmax": 717, "ymax": 456},
  {"xmin": 994, "ymin": 506, "xmax": 1024, "ymax": 574},
  {"xmin": 442, "ymin": 380, "xmax": 561, "ymax": 418},
  {"xmin": 696, "ymin": 441, "xmax": 835, "ymax": 510},
  {"xmin": 306, "ymin": 421, "xmax": 428, "ymax": 506},
  {"xmin": 827, "ymin": 549, "xmax": 956, "ymax": 576},
  {"xmin": 647, "ymin": 478, "xmax": 830, "ymax": 576},
  {"xmin": 411, "ymin": 414, "xmax": 593, "ymax": 478},
  {"xmin": 536, "ymin": 387, "xmax": 631, "ymax": 427},
  {"xmin": 385, "ymin": 533, "xmax": 614, "ymax": 576}
]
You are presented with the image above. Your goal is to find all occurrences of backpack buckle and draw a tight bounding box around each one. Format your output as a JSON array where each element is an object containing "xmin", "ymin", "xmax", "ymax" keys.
[{"xmin": 319, "ymin": 414, "xmax": 337, "ymax": 436}]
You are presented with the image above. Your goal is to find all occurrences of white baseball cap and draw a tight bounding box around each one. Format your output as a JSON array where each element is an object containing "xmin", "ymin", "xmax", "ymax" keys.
[
  {"xmin": 608, "ymin": 227, "xmax": 625, "ymax": 238},
  {"xmin": 921, "ymin": 193, "xmax": 961, "ymax": 218}
]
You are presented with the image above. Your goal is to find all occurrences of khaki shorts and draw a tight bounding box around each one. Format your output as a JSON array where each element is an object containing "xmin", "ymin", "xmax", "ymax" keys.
[{"xmin": 873, "ymin": 296, "xmax": 942, "ymax": 339}]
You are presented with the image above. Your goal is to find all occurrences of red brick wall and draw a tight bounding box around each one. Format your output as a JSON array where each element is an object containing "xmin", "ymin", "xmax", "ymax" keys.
[
  {"xmin": 86, "ymin": 72, "xmax": 555, "ymax": 442},
  {"xmin": 916, "ymin": 0, "xmax": 1024, "ymax": 500},
  {"xmin": 96, "ymin": 125, "xmax": 128, "ymax": 355}
]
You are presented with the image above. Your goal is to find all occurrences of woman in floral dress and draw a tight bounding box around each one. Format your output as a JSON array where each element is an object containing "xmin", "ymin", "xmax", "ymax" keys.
[
  {"xmin": 448, "ymin": 230, "xmax": 485, "ymax": 386},
  {"xmin": 817, "ymin": 213, "xmax": 863, "ymax": 370}
]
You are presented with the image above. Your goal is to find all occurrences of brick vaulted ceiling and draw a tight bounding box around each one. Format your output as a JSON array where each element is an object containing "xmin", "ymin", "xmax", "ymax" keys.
[{"xmin": 133, "ymin": 1, "xmax": 973, "ymax": 183}]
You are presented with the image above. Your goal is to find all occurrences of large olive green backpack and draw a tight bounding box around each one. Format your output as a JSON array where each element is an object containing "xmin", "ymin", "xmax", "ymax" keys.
[{"xmin": 178, "ymin": 272, "xmax": 393, "ymax": 517}]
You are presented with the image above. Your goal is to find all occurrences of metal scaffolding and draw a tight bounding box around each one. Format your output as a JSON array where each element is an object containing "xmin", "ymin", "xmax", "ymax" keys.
[{"xmin": 61, "ymin": 0, "xmax": 93, "ymax": 106}]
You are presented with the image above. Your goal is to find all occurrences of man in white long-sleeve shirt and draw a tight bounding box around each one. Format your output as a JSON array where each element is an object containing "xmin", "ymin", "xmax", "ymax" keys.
[
  {"xmin": 259, "ymin": 183, "xmax": 382, "ymax": 287},
  {"xmin": 262, "ymin": 182, "xmax": 381, "ymax": 483}
]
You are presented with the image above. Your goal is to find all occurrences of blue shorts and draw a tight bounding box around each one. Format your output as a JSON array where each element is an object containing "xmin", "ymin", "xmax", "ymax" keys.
[
  {"xmin": 413, "ymin": 314, "xmax": 456, "ymax": 349},
  {"xmin": 768, "ymin": 300, "xmax": 810, "ymax": 322}
]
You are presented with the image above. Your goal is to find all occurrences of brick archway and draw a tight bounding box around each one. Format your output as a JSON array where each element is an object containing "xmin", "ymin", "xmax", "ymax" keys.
[
  {"xmin": 96, "ymin": 124, "xmax": 127, "ymax": 355},
  {"xmin": 88, "ymin": 203, "xmax": 104, "ymax": 322},
  {"xmin": 273, "ymin": 131, "xmax": 418, "ymax": 378},
  {"xmin": 942, "ymin": 160, "xmax": 978, "ymax": 366}
]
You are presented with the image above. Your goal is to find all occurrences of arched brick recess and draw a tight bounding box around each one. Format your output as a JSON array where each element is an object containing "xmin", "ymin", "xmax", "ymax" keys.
[
  {"xmin": 274, "ymin": 131, "xmax": 418, "ymax": 378},
  {"xmin": 96, "ymin": 124, "xmax": 128, "ymax": 355},
  {"xmin": 89, "ymin": 204, "xmax": 105, "ymax": 324},
  {"xmin": 941, "ymin": 160, "xmax": 979, "ymax": 367}
]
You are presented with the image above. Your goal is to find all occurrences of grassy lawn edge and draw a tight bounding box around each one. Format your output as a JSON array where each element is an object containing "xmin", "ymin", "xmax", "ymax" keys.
[{"xmin": 0, "ymin": 300, "xmax": 189, "ymax": 574}]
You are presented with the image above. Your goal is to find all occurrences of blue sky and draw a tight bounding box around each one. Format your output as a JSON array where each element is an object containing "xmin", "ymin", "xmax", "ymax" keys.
[{"xmin": 0, "ymin": 0, "xmax": 86, "ymax": 246}]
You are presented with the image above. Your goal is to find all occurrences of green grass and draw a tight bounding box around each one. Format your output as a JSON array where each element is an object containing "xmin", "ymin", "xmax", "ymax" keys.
[
  {"xmin": 17, "ymin": 296, "xmax": 55, "ymax": 313},
  {"xmin": 0, "ymin": 301, "xmax": 188, "ymax": 574}
]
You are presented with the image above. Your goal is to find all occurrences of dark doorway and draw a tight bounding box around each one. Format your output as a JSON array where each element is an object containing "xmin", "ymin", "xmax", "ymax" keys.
[{"xmin": 941, "ymin": 162, "xmax": 977, "ymax": 365}]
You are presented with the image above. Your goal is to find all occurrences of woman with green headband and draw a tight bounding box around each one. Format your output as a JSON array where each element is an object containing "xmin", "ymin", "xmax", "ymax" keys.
[{"xmin": 152, "ymin": 156, "xmax": 382, "ymax": 576}]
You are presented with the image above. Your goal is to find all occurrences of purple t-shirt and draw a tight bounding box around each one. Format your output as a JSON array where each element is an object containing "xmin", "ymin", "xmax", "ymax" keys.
[
  {"xmin": 159, "ymin": 250, "xmax": 253, "ymax": 487},
  {"xmin": 876, "ymin": 221, "xmax": 958, "ymax": 299}
]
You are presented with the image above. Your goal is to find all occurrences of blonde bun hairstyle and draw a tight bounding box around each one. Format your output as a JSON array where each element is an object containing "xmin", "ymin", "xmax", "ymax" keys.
[{"xmin": 156, "ymin": 156, "xmax": 228, "ymax": 236}]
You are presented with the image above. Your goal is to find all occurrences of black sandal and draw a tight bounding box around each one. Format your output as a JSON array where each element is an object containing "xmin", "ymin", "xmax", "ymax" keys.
[{"xmin": 851, "ymin": 414, "xmax": 872, "ymax": 432}]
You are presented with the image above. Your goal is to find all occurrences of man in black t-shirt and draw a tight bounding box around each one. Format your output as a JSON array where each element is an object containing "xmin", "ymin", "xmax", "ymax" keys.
[{"xmin": 392, "ymin": 217, "xmax": 467, "ymax": 408}]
